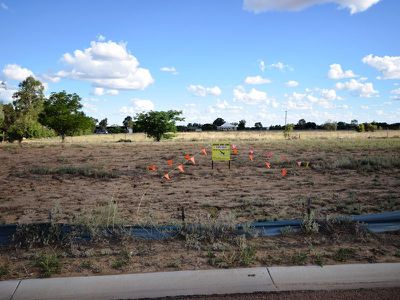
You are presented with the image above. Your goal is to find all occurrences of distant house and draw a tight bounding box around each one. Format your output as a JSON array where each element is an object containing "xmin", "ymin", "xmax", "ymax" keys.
[{"xmin": 217, "ymin": 122, "xmax": 237, "ymax": 131}]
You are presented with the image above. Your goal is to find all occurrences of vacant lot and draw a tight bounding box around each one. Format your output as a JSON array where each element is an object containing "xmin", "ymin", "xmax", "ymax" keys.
[{"xmin": 0, "ymin": 131, "xmax": 399, "ymax": 279}]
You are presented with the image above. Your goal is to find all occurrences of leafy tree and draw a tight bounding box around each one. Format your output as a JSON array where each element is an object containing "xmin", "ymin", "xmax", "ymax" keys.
[
  {"xmin": 99, "ymin": 118, "xmax": 108, "ymax": 130},
  {"xmin": 1, "ymin": 103, "xmax": 16, "ymax": 141},
  {"xmin": 39, "ymin": 91, "xmax": 95, "ymax": 142},
  {"xmin": 357, "ymin": 123, "xmax": 365, "ymax": 132},
  {"xmin": 323, "ymin": 121, "xmax": 337, "ymax": 131},
  {"xmin": 201, "ymin": 123, "xmax": 216, "ymax": 131},
  {"xmin": 283, "ymin": 124, "xmax": 294, "ymax": 139},
  {"xmin": 123, "ymin": 116, "xmax": 133, "ymax": 129},
  {"xmin": 238, "ymin": 119, "xmax": 246, "ymax": 130},
  {"xmin": 254, "ymin": 122, "xmax": 263, "ymax": 130},
  {"xmin": 134, "ymin": 110, "xmax": 184, "ymax": 141},
  {"xmin": 12, "ymin": 76, "xmax": 44, "ymax": 117},
  {"xmin": 212, "ymin": 118, "xmax": 225, "ymax": 127}
]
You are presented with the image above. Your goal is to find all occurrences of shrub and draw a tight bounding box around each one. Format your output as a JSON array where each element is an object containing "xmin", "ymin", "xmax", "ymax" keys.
[{"xmin": 34, "ymin": 253, "xmax": 61, "ymax": 277}]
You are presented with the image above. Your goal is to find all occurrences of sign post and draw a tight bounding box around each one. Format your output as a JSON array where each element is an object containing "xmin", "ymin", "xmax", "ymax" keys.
[{"xmin": 211, "ymin": 142, "xmax": 231, "ymax": 169}]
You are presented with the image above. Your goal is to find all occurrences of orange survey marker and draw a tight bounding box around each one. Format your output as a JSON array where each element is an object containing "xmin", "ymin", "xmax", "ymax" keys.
[
  {"xmin": 201, "ymin": 148, "xmax": 207, "ymax": 156},
  {"xmin": 296, "ymin": 161, "xmax": 302, "ymax": 167},
  {"xmin": 281, "ymin": 168, "xmax": 288, "ymax": 177},
  {"xmin": 265, "ymin": 161, "xmax": 271, "ymax": 169},
  {"xmin": 232, "ymin": 148, "xmax": 238, "ymax": 155},
  {"xmin": 177, "ymin": 164, "xmax": 185, "ymax": 173},
  {"xmin": 249, "ymin": 154, "xmax": 254, "ymax": 161},
  {"xmin": 167, "ymin": 159, "xmax": 173, "ymax": 166},
  {"xmin": 163, "ymin": 173, "xmax": 171, "ymax": 180},
  {"xmin": 249, "ymin": 149, "xmax": 254, "ymax": 155},
  {"xmin": 148, "ymin": 165, "xmax": 157, "ymax": 171},
  {"xmin": 184, "ymin": 154, "xmax": 191, "ymax": 161},
  {"xmin": 190, "ymin": 156, "xmax": 196, "ymax": 165}
]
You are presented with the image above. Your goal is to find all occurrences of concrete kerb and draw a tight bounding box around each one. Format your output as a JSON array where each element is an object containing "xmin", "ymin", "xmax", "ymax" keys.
[{"xmin": 2, "ymin": 263, "xmax": 400, "ymax": 300}]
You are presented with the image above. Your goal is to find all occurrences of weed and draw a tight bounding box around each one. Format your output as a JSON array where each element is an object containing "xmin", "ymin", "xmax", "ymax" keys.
[
  {"xmin": 292, "ymin": 252, "xmax": 308, "ymax": 265},
  {"xmin": 237, "ymin": 236, "xmax": 256, "ymax": 266},
  {"xmin": 111, "ymin": 249, "xmax": 132, "ymax": 270},
  {"xmin": 314, "ymin": 253, "xmax": 325, "ymax": 267},
  {"xmin": 280, "ymin": 226, "xmax": 295, "ymax": 236},
  {"xmin": 395, "ymin": 250, "xmax": 400, "ymax": 258},
  {"xmin": 0, "ymin": 265, "xmax": 9, "ymax": 276},
  {"xmin": 302, "ymin": 211, "xmax": 319, "ymax": 234},
  {"xmin": 29, "ymin": 165, "xmax": 119, "ymax": 179},
  {"xmin": 333, "ymin": 248, "xmax": 356, "ymax": 262},
  {"xmin": 116, "ymin": 139, "xmax": 132, "ymax": 143},
  {"xmin": 166, "ymin": 259, "xmax": 181, "ymax": 268},
  {"xmin": 34, "ymin": 253, "xmax": 61, "ymax": 277},
  {"xmin": 80, "ymin": 260, "xmax": 93, "ymax": 270}
]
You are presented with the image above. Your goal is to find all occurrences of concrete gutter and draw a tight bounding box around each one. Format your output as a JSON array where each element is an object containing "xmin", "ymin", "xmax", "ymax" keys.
[{"xmin": 1, "ymin": 263, "xmax": 399, "ymax": 300}]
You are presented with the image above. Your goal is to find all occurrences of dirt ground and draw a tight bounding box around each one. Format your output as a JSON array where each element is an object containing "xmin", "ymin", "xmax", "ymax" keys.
[
  {"xmin": 0, "ymin": 137, "xmax": 399, "ymax": 224},
  {"xmin": 0, "ymin": 135, "xmax": 400, "ymax": 280}
]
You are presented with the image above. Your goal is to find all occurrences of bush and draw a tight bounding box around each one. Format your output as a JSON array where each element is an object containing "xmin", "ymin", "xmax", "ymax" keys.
[{"xmin": 34, "ymin": 253, "xmax": 61, "ymax": 277}]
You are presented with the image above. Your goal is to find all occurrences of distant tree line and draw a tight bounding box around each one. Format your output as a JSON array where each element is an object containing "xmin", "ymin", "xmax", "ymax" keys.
[{"xmin": 170, "ymin": 117, "xmax": 400, "ymax": 132}]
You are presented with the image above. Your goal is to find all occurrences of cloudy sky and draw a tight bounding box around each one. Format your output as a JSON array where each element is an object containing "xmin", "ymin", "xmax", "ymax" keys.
[{"xmin": 0, "ymin": 0, "xmax": 399, "ymax": 126}]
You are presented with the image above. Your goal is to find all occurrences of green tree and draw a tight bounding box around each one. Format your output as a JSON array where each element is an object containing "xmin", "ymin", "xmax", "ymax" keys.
[
  {"xmin": 123, "ymin": 116, "xmax": 133, "ymax": 129},
  {"xmin": 212, "ymin": 117, "xmax": 225, "ymax": 127},
  {"xmin": 12, "ymin": 76, "xmax": 44, "ymax": 117},
  {"xmin": 238, "ymin": 120, "xmax": 246, "ymax": 130},
  {"xmin": 1, "ymin": 103, "xmax": 16, "ymax": 141},
  {"xmin": 99, "ymin": 118, "xmax": 108, "ymax": 130},
  {"xmin": 283, "ymin": 124, "xmax": 294, "ymax": 139},
  {"xmin": 40, "ymin": 91, "xmax": 95, "ymax": 142},
  {"xmin": 134, "ymin": 110, "xmax": 184, "ymax": 141},
  {"xmin": 254, "ymin": 122, "xmax": 263, "ymax": 130}
]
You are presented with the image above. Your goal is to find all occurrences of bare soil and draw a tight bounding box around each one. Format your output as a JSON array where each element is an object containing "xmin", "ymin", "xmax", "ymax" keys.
[{"xmin": 0, "ymin": 137, "xmax": 399, "ymax": 280}]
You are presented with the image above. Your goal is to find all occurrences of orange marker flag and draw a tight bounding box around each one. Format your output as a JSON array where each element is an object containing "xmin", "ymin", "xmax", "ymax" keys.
[
  {"xmin": 231, "ymin": 144, "xmax": 237, "ymax": 149},
  {"xmin": 148, "ymin": 165, "xmax": 157, "ymax": 171},
  {"xmin": 184, "ymin": 154, "xmax": 191, "ymax": 161},
  {"xmin": 177, "ymin": 164, "xmax": 185, "ymax": 173},
  {"xmin": 167, "ymin": 159, "xmax": 173, "ymax": 166},
  {"xmin": 190, "ymin": 156, "xmax": 196, "ymax": 165},
  {"xmin": 296, "ymin": 161, "xmax": 302, "ymax": 167},
  {"xmin": 164, "ymin": 172, "xmax": 171, "ymax": 180},
  {"xmin": 249, "ymin": 154, "xmax": 254, "ymax": 161},
  {"xmin": 232, "ymin": 148, "xmax": 238, "ymax": 155},
  {"xmin": 265, "ymin": 161, "xmax": 271, "ymax": 169},
  {"xmin": 281, "ymin": 168, "xmax": 287, "ymax": 177},
  {"xmin": 201, "ymin": 148, "xmax": 207, "ymax": 156},
  {"xmin": 249, "ymin": 149, "xmax": 254, "ymax": 155}
]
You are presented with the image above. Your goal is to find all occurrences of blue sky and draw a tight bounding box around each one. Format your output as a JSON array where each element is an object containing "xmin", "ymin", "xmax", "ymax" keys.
[{"xmin": 1, "ymin": 0, "xmax": 399, "ymax": 126}]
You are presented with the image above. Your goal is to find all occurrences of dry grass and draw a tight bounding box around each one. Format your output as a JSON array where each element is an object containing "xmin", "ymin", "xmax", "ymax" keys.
[{"xmin": 11, "ymin": 129, "xmax": 399, "ymax": 146}]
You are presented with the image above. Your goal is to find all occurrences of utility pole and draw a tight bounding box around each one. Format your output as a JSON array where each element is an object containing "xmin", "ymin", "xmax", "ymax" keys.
[{"xmin": 284, "ymin": 110, "xmax": 287, "ymax": 128}]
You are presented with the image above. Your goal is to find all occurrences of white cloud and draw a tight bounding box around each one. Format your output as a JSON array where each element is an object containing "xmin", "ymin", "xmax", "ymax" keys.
[
  {"xmin": 285, "ymin": 80, "xmax": 299, "ymax": 87},
  {"xmin": 0, "ymin": 85, "xmax": 16, "ymax": 103},
  {"xmin": 269, "ymin": 62, "xmax": 293, "ymax": 71},
  {"xmin": 328, "ymin": 63, "xmax": 357, "ymax": 79},
  {"xmin": 243, "ymin": 0, "xmax": 381, "ymax": 14},
  {"xmin": 41, "ymin": 74, "xmax": 61, "ymax": 83},
  {"xmin": 233, "ymin": 86, "xmax": 270, "ymax": 105},
  {"xmin": 97, "ymin": 34, "xmax": 106, "ymax": 42},
  {"xmin": 160, "ymin": 66, "xmax": 178, "ymax": 75},
  {"xmin": 57, "ymin": 40, "xmax": 154, "ymax": 90},
  {"xmin": 82, "ymin": 102, "xmax": 98, "ymax": 113},
  {"xmin": 258, "ymin": 60, "xmax": 266, "ymax": 72},
  {"xmin": 2, "ymin": 64, "xmax": 34, "ymax": 81},
  {"xmin": 362, "ymin": 55, "xmax": 400, "ymax": 79},
  {"xmin": 187, "ymin": 84, "xmax": 222, "ymax": 97},
  {"xmin": 284, "ymin": 88, "xmax": 341, "ymax": 110},
  {"xmin": 336, "ymin": 79, "xmax": 378, "ymax": 98},
  {"xmin": 361, "ymin": 105, "xmax": 369, "ymax": 109},
  {"xmin": 92, "ymin": 87, "xmax": 119, "ymax": 96},
  {"xmin": 208, "ymin": 99, "xmax": 243, "ymax": 114},
  {"xmin": 119, "ymin": 98, "xmax": 155, "ymax": 115},
  {"xmin": 390, "ymin": 88, "xmax": 400, "ymax": 100},
  {"xmin": 0, "ymin": 2, "xmax": 8, "ymax": 10},
  {"xmin": 244, "ymin": 75, "xmax": 271, "ymax": 85}
]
